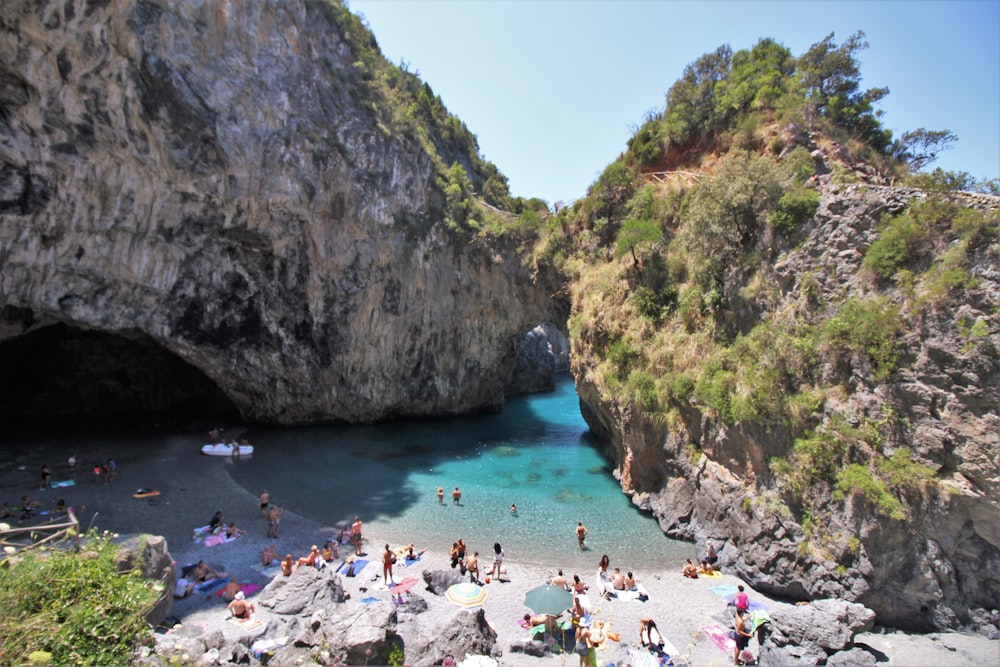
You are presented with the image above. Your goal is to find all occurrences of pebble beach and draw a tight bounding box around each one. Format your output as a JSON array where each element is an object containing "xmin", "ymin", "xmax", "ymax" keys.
[{"xmin": 2, "ymin": 438, "xmax": 997, "ymax": 666}]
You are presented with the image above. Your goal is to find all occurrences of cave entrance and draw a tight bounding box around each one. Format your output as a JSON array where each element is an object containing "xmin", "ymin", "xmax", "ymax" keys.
[{"xmin": 0, "ymin": 322, "xmax": 239, "ymax": 427}]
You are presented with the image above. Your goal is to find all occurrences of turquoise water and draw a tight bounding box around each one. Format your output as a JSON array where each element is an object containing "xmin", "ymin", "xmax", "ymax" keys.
[{"xmin": 230, "ymin": 374, "xmax": 689, "ymax": 571}]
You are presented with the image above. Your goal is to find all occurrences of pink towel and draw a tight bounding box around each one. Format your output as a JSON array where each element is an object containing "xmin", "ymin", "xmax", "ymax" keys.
[
  {"xmin": 701, "ymin": 623, "xmax": 736, "ymax": 652},
  {"xmin": 203, "ymin": 534, "xmax": 223, "ymax": 547}
]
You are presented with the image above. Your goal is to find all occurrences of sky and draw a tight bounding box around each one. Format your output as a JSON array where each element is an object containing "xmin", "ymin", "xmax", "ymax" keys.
[{"xmin": 349, "ymin": 0, "xmax": 1000, "ymax": 206}]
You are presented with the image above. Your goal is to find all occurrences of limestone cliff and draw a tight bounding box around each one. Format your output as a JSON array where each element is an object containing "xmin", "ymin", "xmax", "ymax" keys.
[
  {"xmin": 0, "ymin": 0, "xmax": 561, "ymax": 423},
  {"xmin": 573, "ymin": 182, "xmax": 999, "ymax": 633}
]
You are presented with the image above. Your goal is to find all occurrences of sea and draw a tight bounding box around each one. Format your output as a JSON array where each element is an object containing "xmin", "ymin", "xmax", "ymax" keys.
[
  {"xmin": 2, "ymin": 373, "xmax": 690, "ymax": 573},
  {"xmin": 228, "ymin": 373, "xmax": 689, "ymax": 571}
]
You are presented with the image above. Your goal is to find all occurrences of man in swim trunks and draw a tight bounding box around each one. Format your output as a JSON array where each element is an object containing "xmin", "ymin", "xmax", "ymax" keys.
[
  {"xmin": 576, "ymin": 521, "xmax": 588, "ymax": 550},
  {"xmin": 452, "ymin": 487, "xmax": 461, "ymax": 505},
  {"xmin": 351, "ymin": 516, "xmax": 363, "ymax": 556},
  {"xmin": 466, "ymin": 551, "xmax": 479, "ymax": 583},
  {"xmin": 266, "ymin": 505, "xmax": 282, "ymax": 539}
]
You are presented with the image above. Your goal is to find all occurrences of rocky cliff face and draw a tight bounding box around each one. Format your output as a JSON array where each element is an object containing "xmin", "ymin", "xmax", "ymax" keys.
[
  {"xmin": 0, "ymin": 0, "xmax": 560, "ymax": 423},
  {"xmin": 575, "ymin": 184, "xmax": 1000, "ymax": 633}
]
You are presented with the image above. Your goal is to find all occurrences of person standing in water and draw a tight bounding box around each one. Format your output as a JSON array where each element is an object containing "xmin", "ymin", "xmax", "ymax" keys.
[
  {"xmin": 576, "ymin": 521, "xmax": 589, "ymax": 550},
  {"xmin": 452, "ymin": 487, "xmax": 462, "ymax": 505},
  {"xmin": 437, "ymin": 487, "xmax": 444, "ymax": 504}
]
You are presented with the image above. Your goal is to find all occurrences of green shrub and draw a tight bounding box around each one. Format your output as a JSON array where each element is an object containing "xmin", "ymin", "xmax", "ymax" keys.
[
  {"xmin": 833, "ymin": 463, "xmax": 904, "ymax": 519},
  {"xmin": 607, "ymin": 336, "xmax": 641, "ymax": 371},
  {"xmin": 694, "ymin": 356, "xmax": 736, "ymax": 423},
  {"xmin": 792, "ymin": 428, "xmax": 846, "ymax": 484},
  {"xmin": 880, "ymin": 448, "xmax": 936, "ymax": 492},
  {"xmin": 822, "ymin": 297, "xmax": 901, "ymax": 380},
  {"xmin": 627, "ymin": 369, "xmax": 659, "ymax": 411},
  {"xmin": 863, "ymin": 210, "xmax": 929, "ymax": 279},
  {"xmin": 0, "ymin": 531, "xmax": 160, "ymax": 666},
  {"xmin": 668, "ymin": 371, "xmax": 696, "ymax": 405},
  {"xmin": 768, "ymin": 186, "xmax": 820, "ymax": 235}
]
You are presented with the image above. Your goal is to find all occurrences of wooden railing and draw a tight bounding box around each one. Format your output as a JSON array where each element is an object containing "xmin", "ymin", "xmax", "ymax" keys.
[{"xmin": 0, "ymin": 508, "xmax": 81, "ymax": 562}]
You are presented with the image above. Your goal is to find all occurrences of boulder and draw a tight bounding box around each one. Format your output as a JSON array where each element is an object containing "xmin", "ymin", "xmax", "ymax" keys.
[
  {"xmin": 259, "ymin": 565, "xmax": 345, "ymax": 615},
  {"xmin": 394, "ymin": 607, "xmax": 498, "ymax": 666},
  {"xmin": 423, "ymin": 568, "xmax": 464, "ymax": 595},
  {"xmin": 115, "ymin": 534, "xmax": 174, "ymax": 628},
  {"xmin": 759, "ymin": 599, "xmax": 876, "ymax": 666}
]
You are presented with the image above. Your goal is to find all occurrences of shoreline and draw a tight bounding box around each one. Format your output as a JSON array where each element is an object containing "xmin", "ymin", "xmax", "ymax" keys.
[{"xmin": 2, "ymin": 439, "xmax": 997, "ymax": 665}]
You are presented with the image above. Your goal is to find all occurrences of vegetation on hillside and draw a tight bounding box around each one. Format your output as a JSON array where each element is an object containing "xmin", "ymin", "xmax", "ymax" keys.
[
  {"xmin": 330, "ymin": 2, "xmax": 549, "ymax": 237},
  {"xmin": 537, "ymin": 30, "xmax": 998, "ymax": 560},
  {"xmin": 0, "ymin": 531, "xmax": 160, "ymax": 665}
]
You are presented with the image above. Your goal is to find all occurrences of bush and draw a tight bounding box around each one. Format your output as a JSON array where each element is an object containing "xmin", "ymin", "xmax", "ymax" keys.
[
  {"xmin": 880, "ymin": 448, "xmax": 936, "ymax": 492},
  {"xmin": 768, "ymin": 186, "xmax": 820, "ymax": 235},
  {"xmin": 822, "ymin": 297, "xmax": 901, "ymax": 380},
  {"xmin": 862, "ymin": 209, "xmax": 930, "ymax": 279},
  {"xmin": 833, "ymin": 463, "xmax": 904, "ymax": 519},
  {"xmin": 0, "ymin": 531, "xmax": 160, "ymax": 666}
]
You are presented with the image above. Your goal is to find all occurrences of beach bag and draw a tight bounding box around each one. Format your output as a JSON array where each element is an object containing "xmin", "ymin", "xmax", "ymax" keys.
[
  {"xmin": 391, "ymin": 554, "xmax": 397, "ymax": 564},
  {"xmin": 739, "ymin": 648, "xmax": 755, "ymax": 664}
]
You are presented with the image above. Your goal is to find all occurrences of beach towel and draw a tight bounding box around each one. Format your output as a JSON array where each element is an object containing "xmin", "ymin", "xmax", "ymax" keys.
[
  {"xmin": 617, "ymin": 584, "xmax": 651, "ymax": 602},
  {"xmin": 203, "ymin": 533, "xmax": 236, "ymax": 547},
  {"xmin": 701, "ymin": 623, "xmax": 736, "ymax": 653},
  {"xmin": 709, "ymin": 584, "xmax": 740, "ymax": 599},
  {"xmin": 728, "ymin": 594, "xmax": 769, "ymax": 612},
  {"xmin": 389, "ymin": 577, "xmax": 419, "ymax": 594},
  {"xmin": 337, "ymin": 559, "xmax": 368, "ymax": 576},
  {"xmin": 51, "ymin": 480, "xmax": 75, "ymax": 488},
  {"xmin": 360, "ymin": 596, "xmax": 381, "ymax": 604},
  {"xmin": 229, "ymin": 616, "xmax": 265, "ymax": 632},
  {"xmin": 251, "ymin": 636, "xmax": 288, "ymax": 659},
  {"xmin": 214, "ymin": 583, "xmax": 262, "ymax": 598},
  {"xmin": 195, "ymin": 577, "xmax": 230, "ymax": 595},
  {"xmin": 700, "ymin": 569, "xmax": 722, "ymax": 578},
  {"xmin": 627, "ymin": 648, "xmax": 661, "ymax": 667},
  {"xmin": 749, "ymin": 609, "xmax": 771, "ymax": 632},
  {"xmin": 251, "ymin": 562, "xmax": 283, "ymax": 579}
]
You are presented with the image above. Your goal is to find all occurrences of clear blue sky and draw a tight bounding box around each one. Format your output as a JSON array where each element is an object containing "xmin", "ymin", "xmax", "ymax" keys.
[{"xmin": 350, "ymin": 0, "xmax": 1000, "ymax": 205}]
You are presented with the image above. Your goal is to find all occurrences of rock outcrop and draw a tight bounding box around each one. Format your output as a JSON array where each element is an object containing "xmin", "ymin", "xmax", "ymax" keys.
[
  {"xmin": 758, "ymin": 599, "xmax": 876, "ymax": 665},
  {"xmin": 144, "ymin": 564, "xmax": 498, "ymax": 667},
  {"xmin": 117, "ymin": 534, "xmax": 174, "ymax": 629},
  {"xmin": 575, "ymin": 184, "xmax": 1000, "ymax": 633},
  {"xmin": 0, "ymin": 0, "xmax": 562, "ymax": 424}
]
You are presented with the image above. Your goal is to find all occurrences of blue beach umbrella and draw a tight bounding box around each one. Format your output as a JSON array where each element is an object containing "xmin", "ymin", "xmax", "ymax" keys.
[{"xmin": 524, "ymin": 584, "xmax": 572, "ymax": 616}]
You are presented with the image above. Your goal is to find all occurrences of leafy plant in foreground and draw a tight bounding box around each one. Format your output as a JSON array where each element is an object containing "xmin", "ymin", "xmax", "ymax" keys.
[{"xmin": 0, "ymin": 530, "xmax": 160, "ymax": 666}]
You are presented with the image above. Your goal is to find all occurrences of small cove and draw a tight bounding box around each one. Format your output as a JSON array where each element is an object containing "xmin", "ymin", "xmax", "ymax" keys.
[{"xmin": 229, "ymin": 374, "xmax": 690, "ymax": 571}]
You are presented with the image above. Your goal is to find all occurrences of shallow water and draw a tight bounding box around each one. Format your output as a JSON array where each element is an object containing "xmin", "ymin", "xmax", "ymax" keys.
[{"xmin": 229, "ymin": 374, "xmax": 689, "ymax": 571}]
